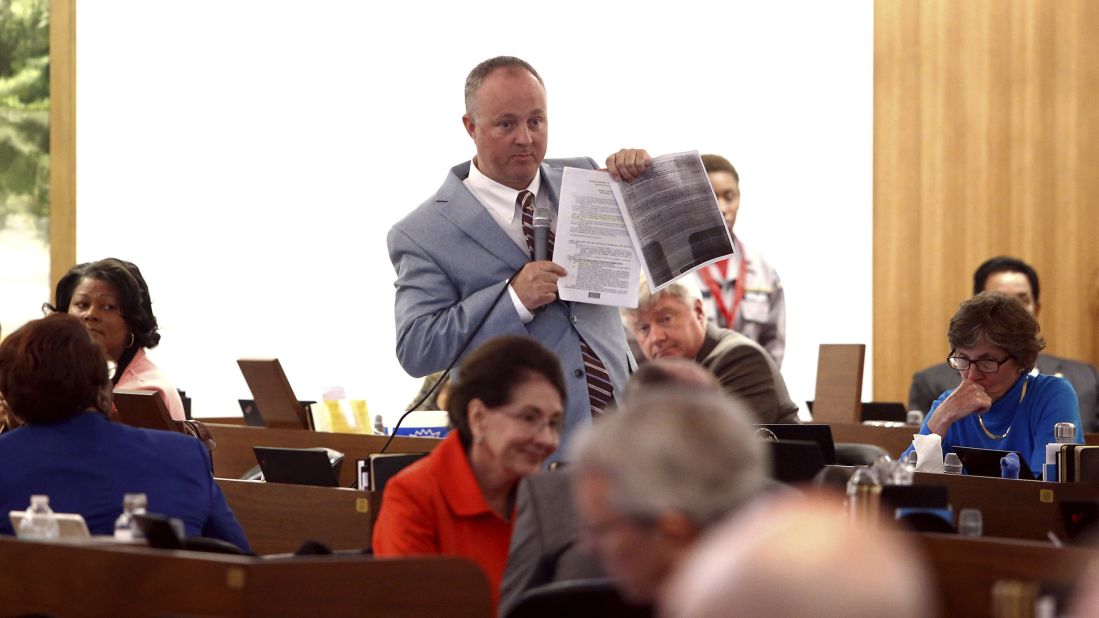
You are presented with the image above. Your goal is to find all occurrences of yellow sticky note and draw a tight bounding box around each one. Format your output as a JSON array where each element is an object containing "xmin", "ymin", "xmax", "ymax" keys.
[{"xmin": 226, "ymin": 567, "xmax": 246, "ymax": 590}]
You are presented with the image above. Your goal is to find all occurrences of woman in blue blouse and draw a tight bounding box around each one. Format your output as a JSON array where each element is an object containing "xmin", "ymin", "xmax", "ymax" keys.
[{"xmin": 904, "ymin": 291, "xmax": 1082, "ymax": 474}]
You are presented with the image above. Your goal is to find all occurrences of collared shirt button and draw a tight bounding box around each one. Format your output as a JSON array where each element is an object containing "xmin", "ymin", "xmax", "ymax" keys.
[
  {"xmin": 570, "ymin": 315, "xmax": 578, "ymax": 324},
  {"xmin": 574, "ymin": 368, "xmax": 584, "ymax": 378}
]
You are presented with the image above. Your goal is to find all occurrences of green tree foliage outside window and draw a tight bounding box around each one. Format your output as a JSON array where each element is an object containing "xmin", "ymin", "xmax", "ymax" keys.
[{"xmin": 0, "ymin": 0, "xmax": 50, "ymax": 238}]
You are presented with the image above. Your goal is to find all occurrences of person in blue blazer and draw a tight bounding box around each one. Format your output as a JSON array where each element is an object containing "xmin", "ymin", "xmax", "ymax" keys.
[
  {"xmin": 902, "ymin": 292, "xmax": 1083, "ymax": 474},
  {"xmin": 388, "ymin": 56, "xmax": 649, "ymax": 456},
  {"xmin": 0, "ymin": 314, "xmax": 249, "ymax": 551}
]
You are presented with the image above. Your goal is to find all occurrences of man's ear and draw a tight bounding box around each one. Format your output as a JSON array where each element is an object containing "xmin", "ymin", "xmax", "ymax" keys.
[
  {"xmin": 693, "ymin": 299, "xmax": 707, "ymax": 325},
  {"xmin": 1033, "ymin": 301, "xmax": 1042, "ymax": 319},
  {"xmin": 656, "ymin": 511, "xmax": 700, "ymax": 548},
  {"xmin": 462, "ymin": 113, "xmax": 476, "ymax": 139}
]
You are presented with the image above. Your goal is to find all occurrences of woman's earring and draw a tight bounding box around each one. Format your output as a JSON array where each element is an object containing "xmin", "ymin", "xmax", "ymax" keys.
[
  {"xmin": 474, "ymin": 435, "xmax": 485, "ymax": 445},
  {"xmin": 126, "ymin": 332, "xmax": 136, "ymax": 348}
]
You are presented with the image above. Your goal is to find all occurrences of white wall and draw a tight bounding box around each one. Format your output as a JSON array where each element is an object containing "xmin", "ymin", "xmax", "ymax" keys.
[{"xmin": 76, "ymin": 1, "xmax": 873, "ymax": 423}]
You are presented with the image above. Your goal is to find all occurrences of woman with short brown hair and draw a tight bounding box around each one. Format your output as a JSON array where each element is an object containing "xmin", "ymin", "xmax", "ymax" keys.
[
  {"xmin": 372, "ymin": 335, "xmax": 566, "ymax": 610},
  {"xmin": 903, "ymin": 291, "xmax": 1082, "ymax": 473}
]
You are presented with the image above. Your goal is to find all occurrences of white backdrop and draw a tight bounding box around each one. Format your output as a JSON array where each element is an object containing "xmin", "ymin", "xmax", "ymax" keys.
[{"xmin": 75, "ymin": 1, "xmax": 873, "ymax": 423}]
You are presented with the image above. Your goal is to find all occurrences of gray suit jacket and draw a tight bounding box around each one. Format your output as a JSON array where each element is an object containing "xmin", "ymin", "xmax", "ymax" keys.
[
  {"xmin": 695, "ymin": 323, "xmax": 799, "ymax": 424},
  {"xmin": 497, "ymin": 470, "xmax": 603, "ymax": 618},
  {"xmin": 909, "ymin": 353, "xmax": 1099, "ymax": 432},
  {"xmin": 388, "ymin": 159, "xmax": 634, "ymax": 454}
]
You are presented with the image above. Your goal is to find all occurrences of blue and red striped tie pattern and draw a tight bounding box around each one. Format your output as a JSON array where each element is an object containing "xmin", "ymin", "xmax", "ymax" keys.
[{"xmin": 518, "ymin": 190, "xmax": 610, "ymax": 416}]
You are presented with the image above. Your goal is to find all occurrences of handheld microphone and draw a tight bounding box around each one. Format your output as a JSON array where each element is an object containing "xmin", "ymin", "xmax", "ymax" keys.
[{"xmin": 533, "ymin": 207, "xmax": 552, "ymax": 261}]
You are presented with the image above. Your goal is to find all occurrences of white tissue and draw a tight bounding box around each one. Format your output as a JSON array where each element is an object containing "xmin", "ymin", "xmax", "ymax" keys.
[{"xmin": 912, "ymin": 434, "xmax": 945, "ymax": 473}]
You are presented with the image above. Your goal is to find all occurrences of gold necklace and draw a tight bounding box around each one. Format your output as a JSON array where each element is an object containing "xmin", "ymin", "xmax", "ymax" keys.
[{"xmin": 977, "ymin": 376, "xmax": 1028, "ymax": 440}]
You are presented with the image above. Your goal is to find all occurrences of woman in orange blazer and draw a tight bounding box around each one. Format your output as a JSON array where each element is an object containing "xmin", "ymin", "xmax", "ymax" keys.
[{"xmin": 372, "ymin": 335, "xmax": 566, "ymax": 609}]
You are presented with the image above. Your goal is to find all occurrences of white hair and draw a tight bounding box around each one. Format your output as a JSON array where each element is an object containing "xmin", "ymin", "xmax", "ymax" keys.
[
  {"xmin": 568, "ymin": 389, "xmax": 768, "ymax": 528},
  {"xmin": 621, "ymin": 276, "xmax": 704, "ymax": 321}
]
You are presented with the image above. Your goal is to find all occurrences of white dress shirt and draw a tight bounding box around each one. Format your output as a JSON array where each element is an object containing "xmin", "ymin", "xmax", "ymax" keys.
[{"xmin": 464, "ymin": 159, "xmax": 555, "ymax": 324}]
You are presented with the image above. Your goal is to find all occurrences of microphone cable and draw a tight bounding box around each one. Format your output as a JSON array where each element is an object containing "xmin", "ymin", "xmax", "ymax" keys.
[{"xmin": 379, "ymin": 264, "xmax": 526, "ymax": 453}]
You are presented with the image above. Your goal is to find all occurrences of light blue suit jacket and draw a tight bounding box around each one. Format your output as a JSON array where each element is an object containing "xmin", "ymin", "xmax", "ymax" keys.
[{"xmin": 388, "ymin": 159, "xmax": 634, "ymax": 455}]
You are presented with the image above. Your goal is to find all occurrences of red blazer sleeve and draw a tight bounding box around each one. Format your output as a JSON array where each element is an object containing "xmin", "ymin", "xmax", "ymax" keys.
[{"xmin": 372, "ymin": 470, "xmax": 441, "ymax": 555}]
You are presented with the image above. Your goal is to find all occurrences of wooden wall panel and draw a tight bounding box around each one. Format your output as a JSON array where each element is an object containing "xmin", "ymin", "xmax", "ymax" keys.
[
  {"xmin": 49, "ymin": 0, "xmax": 77, "ymax": 291},
  {"xmin": 874, "ymin": 0, "xmax": 1099, "ymax": 404}
]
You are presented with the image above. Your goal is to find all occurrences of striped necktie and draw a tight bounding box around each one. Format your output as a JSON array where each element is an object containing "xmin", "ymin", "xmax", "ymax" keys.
[
  {"xmin": 517, "ymin": 190, "xmax": 611, "ymax": 416},
  {"xmin": 518, "ymin": 190, "xmax": 554, "ymax": 259}
]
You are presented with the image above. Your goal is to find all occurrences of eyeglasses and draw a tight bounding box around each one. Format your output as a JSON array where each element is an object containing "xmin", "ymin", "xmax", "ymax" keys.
[
  {"xmin": 947, "ymin": 355, "xmax": 1012, "ymax": 373},
  {"xmin": 579, "ymin": 513, "xmax": 657, "ymax": 543},
  {"xmin": 493, "ymin": 408, "xmax": 563, "ymax": 435}
]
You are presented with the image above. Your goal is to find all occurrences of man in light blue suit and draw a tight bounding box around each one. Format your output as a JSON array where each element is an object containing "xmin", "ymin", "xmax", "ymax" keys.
[{"xmin": 388, "ymin": 56, "xmax": 650, "ymax": 452}]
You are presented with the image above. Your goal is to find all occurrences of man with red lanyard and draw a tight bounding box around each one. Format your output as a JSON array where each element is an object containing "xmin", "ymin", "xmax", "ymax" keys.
[{"xmin": 697, "ymin": 154, "xmax": 786, "ymax": 367}]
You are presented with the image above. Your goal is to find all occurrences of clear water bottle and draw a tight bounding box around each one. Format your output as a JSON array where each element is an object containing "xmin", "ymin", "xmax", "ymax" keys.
[
  {"xmin": 19, "ymin": 495, "xmax": 59, "ymax": 540},
  {"xmin": 113, "ymin": 493, "xmax": 148, "ymax": 541},
  {"xmin": 846, "ymin": 467, "xmax": 882, "ymax": 526},
  {"xmin": 893, "ymin": 452, "xmax": 917, "ymax": 485},
  {"xmin": 943, "ymin": 452, "xmax": 963, "ymax": 474},
  {"xmin": 1043, "ymin": 422, "xmax": 1077, "ymax": 481}
]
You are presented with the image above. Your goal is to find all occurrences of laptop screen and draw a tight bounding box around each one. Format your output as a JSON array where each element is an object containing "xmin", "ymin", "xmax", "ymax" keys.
[
  {"xmin": 253, "ymin": 446, "xmax": 343, "ymax": 487},
  {"xmin": 756, "ymin": 424, "xmax": 837, "ymax": 465}
]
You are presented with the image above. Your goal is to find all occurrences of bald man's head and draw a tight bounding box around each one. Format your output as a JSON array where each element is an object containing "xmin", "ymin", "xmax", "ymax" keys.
[
  {"xmin": 623, "ymin": 358, "xmax": 719, "ymax": 402},
  {"xmin": 663, "ymin": 493, "xmax": 936, "ymax": 618}
]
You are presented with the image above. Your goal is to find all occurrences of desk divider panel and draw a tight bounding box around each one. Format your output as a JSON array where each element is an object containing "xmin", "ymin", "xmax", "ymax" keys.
[
  {"xmin": 911, "ymin": 472, "xmax": 1099, "ymax": 542},
  {"xmin": 919, "ymin": 533, "xmax": 1092, "ymax": 617},
  {"xmin": 0, "ymin": 538, "xmax": 491, "ymax": 617},
  {"xmin": 824, "ymin": 421, "xmax": 916, "ymax": 458},
  {"xmin": 207, "ymin": 423, "xmax": 439, "ymax": 486},
  {"xmin": 217, "ymin": 478, "xmax": 378, "ymax": 556},
  {"xmin": 813, "ymin": 344, "xmax": 866, "ymax": 424}
]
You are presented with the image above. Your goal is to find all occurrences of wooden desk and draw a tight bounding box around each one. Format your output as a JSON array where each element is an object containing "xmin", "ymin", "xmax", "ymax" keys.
[
  {"xmin": 208, "ymin": 423, "xmax": 438, "ymax": 486},
  {"xmin": 218, "ymin": 478, "xmax": 378, "ymax": 556},
  {"xmin": 920, "ymin": 533, "xmax": 1094, "ymax": 616},
  {"xmin": 912, "ymin": 472, "xmax": 1099, "ymax": 542},
  {"xmin": 823, "ymin": 422, "xmax": 916, "ymax": 458},
  {"xmin": 825, "ymin": 425, "xmax": 1099, "ymax": 459},
  {"xmin": 0, "ymin": 537, "xmax": 492, "ymax": 617}
]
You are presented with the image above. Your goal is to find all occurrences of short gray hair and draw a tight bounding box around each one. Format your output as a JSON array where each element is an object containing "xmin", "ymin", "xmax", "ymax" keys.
[
  {"xmin": 621, "ymin": 278, "xmax": 702, "ymax": 323},
  {"xmin": 464, "ymin": 56, "xmax": 544, "ymax": 118},
  {"xmin": 569, "ymin": 389, "xmax": 768, "ymax": 528}
]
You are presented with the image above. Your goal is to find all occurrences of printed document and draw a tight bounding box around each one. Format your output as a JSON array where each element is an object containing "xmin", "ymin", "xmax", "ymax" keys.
[
  {"xmin": 554, "ymin": 168, "xmax": 642, "ymax": 307},
  {"xmin": 553, "ymin": 150, "xmax": 733, "ymax": 306},
  {"xmin": 612, "ymin": 150, "xmax": 733, "ymax": 291}
]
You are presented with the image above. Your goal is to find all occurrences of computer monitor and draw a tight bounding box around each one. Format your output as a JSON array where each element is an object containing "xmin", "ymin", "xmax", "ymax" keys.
[
  {"xmin": 756, "ymin": 424, "xmax": 837, "ymax": 465},
  {"xmin": 253, "ymin": 446, "xmax": 343, "ymax": 487},
  {"xmin": 766, "ymin": 439, "xmax": 827, "ymax": 484}
]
